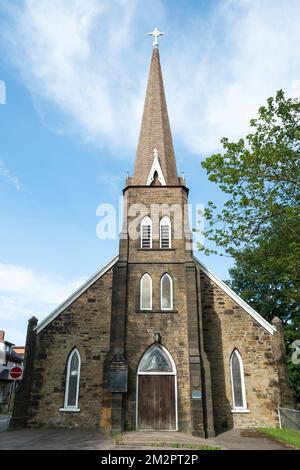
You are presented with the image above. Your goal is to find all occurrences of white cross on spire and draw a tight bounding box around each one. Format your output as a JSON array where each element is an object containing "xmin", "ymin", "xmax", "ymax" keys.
[{"xmin": 148, "ymin": 27, "xmax": 164, "ymax": 48}]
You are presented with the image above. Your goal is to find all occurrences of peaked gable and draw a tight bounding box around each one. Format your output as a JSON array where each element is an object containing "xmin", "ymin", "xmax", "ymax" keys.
[
  {"xmin": 35, "ymin": 255, "xmax": 119, "ymax": 334},
  {"xmin": 146, "ymin": 155, "xmax": 166, "ymax": 185}
]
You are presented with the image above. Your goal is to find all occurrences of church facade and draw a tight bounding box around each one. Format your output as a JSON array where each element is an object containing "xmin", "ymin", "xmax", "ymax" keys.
[{"xmin": 12, "ymin": 42, "xmax": 294, "ymax": 437}]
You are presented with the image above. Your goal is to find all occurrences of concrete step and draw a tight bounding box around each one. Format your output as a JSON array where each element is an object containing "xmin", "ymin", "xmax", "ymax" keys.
[{"xmin": 119, "ymin": 432, "xmax": 222, "ymax": 449}]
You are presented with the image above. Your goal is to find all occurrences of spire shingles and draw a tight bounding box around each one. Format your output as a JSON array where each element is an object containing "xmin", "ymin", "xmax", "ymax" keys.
[{"xmin": 132, "ymin": 47, "xmax": 179, "ymax": 186}]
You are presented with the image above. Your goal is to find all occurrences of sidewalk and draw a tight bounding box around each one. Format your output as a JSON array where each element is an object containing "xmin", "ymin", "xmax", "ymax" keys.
[
  {"xmin": 0, "ymin": 428, "xmax": 291, "ymax": 450},
  {"xmin": 215, "ymin": 429, "xmax": 289, "ymax": 450}
]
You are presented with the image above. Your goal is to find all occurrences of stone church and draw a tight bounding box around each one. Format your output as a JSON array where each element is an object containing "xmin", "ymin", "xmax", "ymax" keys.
[{"xmin": 13, "ymin": 39, "xmax": 294, "ymax": 437}]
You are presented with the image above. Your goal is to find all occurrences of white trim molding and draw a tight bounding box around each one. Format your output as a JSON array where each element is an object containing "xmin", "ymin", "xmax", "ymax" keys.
[
  {"xmin": 140, "ymin": 216, "xmax": 152, "ymax": 249},
  {"xmin": 160, "ymin": 216, "xmax": 171, "ymax": 249},
  {"xmin": 230, "ymin": 349, "xmax": 248, "ymax": 412},
  {"xmin": 136, "ymin": 344, "xmax": 178, "ymax": 431},
  {"xmin": 160, "ymin": 273, "xmax": 173, "ymax": 310},
  {"xmin": 137, "ymin": 343, "xmax": 177, "ymax": 375},
  {"xmin": 146, "ymin": 155, "xmax": 166, "ymax": 186},
  {"xmin": 193, "ymin": 256, "xmax": 276, "ymax": 335},
  {"xmin": 59, "ymin": 407, "xmax": 81, "ymax": 412},
  {"xmin": 63, "ymin": 348, "xmax": 81, "ymax": 410},
  {"xmin": 35, "ymin": 255, "xmax": 119, "ymax": 334}
]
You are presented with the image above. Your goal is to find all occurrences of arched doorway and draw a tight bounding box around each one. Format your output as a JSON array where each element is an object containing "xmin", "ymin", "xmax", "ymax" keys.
[{"xmin": 136, "ymin": 344, "xmax": 177, "ymax": 430}]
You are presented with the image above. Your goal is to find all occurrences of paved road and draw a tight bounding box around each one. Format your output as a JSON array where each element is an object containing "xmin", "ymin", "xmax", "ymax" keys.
[
  {"xmin": 0, "ymin": 429, "xmax": 114, "ymax": 450},
  {"xmin": 0, "ymin": 428, "xmax": 291, "ymax": 450}
]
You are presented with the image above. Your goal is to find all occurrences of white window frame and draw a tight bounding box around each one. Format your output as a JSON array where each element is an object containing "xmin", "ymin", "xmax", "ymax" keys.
[
  {"xmin": 160, "ymin": 216, "xmax": 171, "ymax": 249},
  {"xmin": 230, "ymin": 349, "xmax": 250, "ymax": 413},
  {"xmin": 136, "ymin": 344, "xmax": 178, "ymax": 430},
  {"xmin": 140, "ymin": 273, "xmax": 152, "ymax": 310},
  {"xmin": 160, "ymin": 273, "xmax": 173, "ymax": 310},
  {"xmin": 60, "ymin": 348, "xmax": 81, "ymax": 412},
  {"xmin": 140, "ymin": 216, "xmax": 152, "ymax": 249}
]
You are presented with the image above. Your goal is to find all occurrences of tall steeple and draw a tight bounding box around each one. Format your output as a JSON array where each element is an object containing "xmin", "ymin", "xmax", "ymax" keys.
[{"xmin": 132, "ymin": 39, "xmax": 179, "ymax": 186}]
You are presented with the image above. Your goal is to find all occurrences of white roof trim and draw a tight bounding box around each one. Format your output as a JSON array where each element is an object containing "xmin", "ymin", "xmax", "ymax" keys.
[
  {"xmin": 146, "ymin": 156, "xmax": 166, "ymax": 186},
  {"xmin": 193, "ymin": 256, "xmax": 276, "ymax": 335},
  {"xmin": 35, "ymin": 255, "xmax": 119, "ymax": 334}
]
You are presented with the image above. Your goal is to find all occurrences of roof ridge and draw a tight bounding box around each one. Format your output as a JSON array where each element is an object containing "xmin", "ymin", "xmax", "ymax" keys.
[{"xmin": 35, "ymin": 255, "xmax": 119, "ymax": 334}]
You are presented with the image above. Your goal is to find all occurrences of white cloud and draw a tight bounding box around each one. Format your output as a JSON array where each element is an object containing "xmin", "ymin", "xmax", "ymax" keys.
[
  {"xmin": 1, "ymin": 0, "xmax": 300, "ymax": 156},
  {"xmin": 0, "ymin": 262, "xmax": 81, "ymax": 304},
  {"xmin": 291, "ymin": 80, "xmax": 300, "ymax": 98},
  {"xmin": 165, "ymin": 0, "xmax": 300, "ymax": 154},
  {"xmin": 0, "ymin": 160, "xmax": 20, "ymax": 190},
  {"xmin": 0, "ymin": 262, "xmax": 87, "ymax": 344},
  {"xmin": 1, "ymin": 0, "xmax": 143, "ymax": 152}
]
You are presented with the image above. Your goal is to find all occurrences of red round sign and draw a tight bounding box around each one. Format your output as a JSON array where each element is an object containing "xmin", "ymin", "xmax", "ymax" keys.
[{"xmin": 9, "ymin": 366, "xmax": 23, "ymax": 380}]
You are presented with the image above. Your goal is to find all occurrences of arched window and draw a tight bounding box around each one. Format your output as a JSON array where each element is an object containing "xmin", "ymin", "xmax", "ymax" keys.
[
  {"xmin": 140, "ymin": 273, "xmax": 152, "ymax": 310},
  {"xmin": 140, "ymin": 216, "xmax": 152, "ymax": 248},
  {"xmin": 230, "ymin": 349, "xmax": 247, "ymax": 411},
  {"xmin": 161, "ymin": 273, "xmax": 173, "ymax": 310},
  {"xmin": 160, "ymin": 216, "xmax": 171, "ymax": 248},
  {"xmin": 63, "ymin": 348, "xmax": 81, "ymax": 410}
]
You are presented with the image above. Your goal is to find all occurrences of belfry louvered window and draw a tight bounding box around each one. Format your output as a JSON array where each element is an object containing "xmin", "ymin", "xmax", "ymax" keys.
[
  {"xmin": 63, "ymin": 348, "xmax": 81, "ymax": 410},
  {"xmin": 141, "ymin": 216, "xmax": 152, "ymax": 248},
  {"xmin": 160, "ymin": 216, "xmax": 171, "ymax": 248},
  {"xmin": 230, "ymin": 349, "xmax": 248, "ymax": 411}
]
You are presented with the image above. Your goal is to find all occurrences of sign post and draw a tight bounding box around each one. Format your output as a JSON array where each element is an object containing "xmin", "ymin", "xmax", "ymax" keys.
[{"xmin": 8, "ymin": 366, "xmax": 23, "ymax": 416}]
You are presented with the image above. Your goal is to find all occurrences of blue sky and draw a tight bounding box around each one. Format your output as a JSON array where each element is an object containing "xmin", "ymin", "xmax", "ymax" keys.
[{"xmin": 0, "ymin": 0, "xmax": 300, "ymax": 345}]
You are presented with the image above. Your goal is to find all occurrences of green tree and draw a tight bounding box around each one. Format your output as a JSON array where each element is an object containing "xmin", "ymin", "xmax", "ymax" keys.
[
  {"xmin": 201, "ymin": 89, "xmax": 299, "ymax": 258},
  {"xmin": 227, "ymin": 220, "xmax": 300, "ymax": 403},
  {"xmin": 200, "ymin": 90, "xmax": 300, "ymax": 402},
  {"xmin": 228, "ymin": 216, "xmax": 299, "ymax": 326}
]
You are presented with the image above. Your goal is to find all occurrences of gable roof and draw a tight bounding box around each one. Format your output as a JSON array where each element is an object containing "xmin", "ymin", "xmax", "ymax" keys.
[
  {"xmin": 35, "ymin": 255, "xmax": 119, "ymax": 334},
  {"xmin": 35, "ymin": 253, "xmax": 275, "ymax": 336},
  {"xmin": 193, "ymin": 256, "xmax": 276, "ymax": 335}
]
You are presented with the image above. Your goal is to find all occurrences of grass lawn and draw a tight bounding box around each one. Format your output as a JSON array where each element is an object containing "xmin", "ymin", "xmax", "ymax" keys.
[{"xmin": 258, "ymin": 427, "xmax": 300, "ymax": 449}]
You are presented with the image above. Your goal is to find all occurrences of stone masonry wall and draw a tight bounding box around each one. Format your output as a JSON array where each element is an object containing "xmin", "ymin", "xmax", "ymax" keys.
[
  {"xmin": 125, "ymin": 263, "xmax": 192, "ymax": 432},
  {"xmin": 200, "ymin": 270, "xmax": 281, "ymax": 432},
  {"xmin": 27, "ymin": 267, "xmax": 114, "ymax": 428}
]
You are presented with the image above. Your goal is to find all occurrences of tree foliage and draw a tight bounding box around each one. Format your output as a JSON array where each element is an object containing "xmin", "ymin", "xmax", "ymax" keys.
[
  {"xmin": 201, "ymin": 89, "xmax": 300, "ymax": 257},
  {"xmin": 200, "ymin": 90, "xmax": 300, "ymax": 403},
  {"xmin": 228, "ymin": 217, "xmax": 299, "ymax": 325}
]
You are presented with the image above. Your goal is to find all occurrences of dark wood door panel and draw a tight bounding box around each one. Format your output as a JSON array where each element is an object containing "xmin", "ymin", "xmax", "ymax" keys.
[{"xmin": 138, "ymin": 375, "xmax": 176, "ymax": 430}]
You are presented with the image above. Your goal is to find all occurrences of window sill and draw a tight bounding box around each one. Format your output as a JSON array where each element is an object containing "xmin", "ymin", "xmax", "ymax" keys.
[
  {"xmin": 138, "ymin": 248, "xmax": 175, "ymax": 251},
  {"xmin": 231, "ymin": 409, "xmax": 251, "ymax": 414},
  {"xmin": 59, "ymin": 407, "xmax": 80, "ymax": 412},
  {"xmin": 137, "ymin": 310, "xmax": 178, "ymax": 314}
]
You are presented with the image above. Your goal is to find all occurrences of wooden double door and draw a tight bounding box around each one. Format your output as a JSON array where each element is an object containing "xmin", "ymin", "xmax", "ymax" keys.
[{"xmin": 137, "ymin": 374, "xmax": 176, "ymax": 430}]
